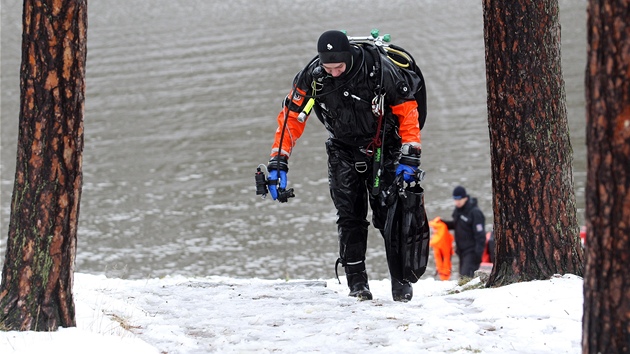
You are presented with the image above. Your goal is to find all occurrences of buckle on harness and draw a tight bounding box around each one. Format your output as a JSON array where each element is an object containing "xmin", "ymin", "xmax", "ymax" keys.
[{"xmin": 354, "ymin": 161, "xmax": 368, "ymax": 173}]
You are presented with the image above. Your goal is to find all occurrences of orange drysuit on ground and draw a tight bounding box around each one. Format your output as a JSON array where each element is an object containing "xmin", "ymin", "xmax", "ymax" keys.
[{"xmin": 428, "ymin": 217, "xmax": 454, "ymax": 280}]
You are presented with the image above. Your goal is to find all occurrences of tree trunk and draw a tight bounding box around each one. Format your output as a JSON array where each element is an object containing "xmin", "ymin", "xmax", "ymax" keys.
[
  {"xmin": 583, "ymin": 0, "xmax": 630, "ymax": 352},
  {"xmin": 0, "ymin": 0, "xmax": 87, "ymax": 331},
  {"xmin": 482, "ymin": 0, "xmax": 584, "ymax": 287}
]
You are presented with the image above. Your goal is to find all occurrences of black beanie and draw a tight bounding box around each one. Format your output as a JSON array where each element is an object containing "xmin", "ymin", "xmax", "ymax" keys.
[
  {"xmin": 452, "ymin": 186, "xmax": 468, "ymax": 200},
  {"xmin": 317, "ymin": 30, "xmax": 351, "ymax": 65}
]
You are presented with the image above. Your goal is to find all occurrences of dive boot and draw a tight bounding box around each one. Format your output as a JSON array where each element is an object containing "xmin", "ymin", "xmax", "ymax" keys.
[
  {"xmin": 347, "ymin": 271, "xmax": 373, "ymax": 300},
  {"xmin": 391, "ymin": 279, "xmax": 413, "ymax": 302}
]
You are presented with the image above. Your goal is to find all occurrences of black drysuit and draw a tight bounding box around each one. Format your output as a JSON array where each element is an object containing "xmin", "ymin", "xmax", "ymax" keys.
[{"xmin": 287, "ymin": 45, "xmax": 422, "ymax": 281}]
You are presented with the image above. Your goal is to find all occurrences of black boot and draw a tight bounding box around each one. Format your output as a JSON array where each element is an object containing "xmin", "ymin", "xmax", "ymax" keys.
[
  {"xmin": 391, "ymin": 279, "xmax": 413, "ymax": 302},
  {"xmin": 347, "ymin": 271, "xmax": 373, "ymax": 300}
]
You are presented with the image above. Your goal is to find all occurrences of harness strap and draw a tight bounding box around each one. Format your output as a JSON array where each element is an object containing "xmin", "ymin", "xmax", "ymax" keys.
[
  {"xmin": 364, "ymin": 46, "xmax": 385, "ymax": 157},
  {"xmin": 365, "ymin": 103, "xmax": 384, "ymax": 156},
  {"xmin": 334, "ymin": 258, "xmax": 344, "ymax": 284}
]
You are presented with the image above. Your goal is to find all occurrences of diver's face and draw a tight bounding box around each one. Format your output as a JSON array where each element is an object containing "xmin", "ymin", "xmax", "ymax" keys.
[{"xmin": 322, "ymin": 62, "xmax": 346, "ymax": 77}]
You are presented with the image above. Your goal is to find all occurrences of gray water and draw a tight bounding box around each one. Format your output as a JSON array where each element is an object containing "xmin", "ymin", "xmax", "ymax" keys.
[{"xmin": 1, "ymin": 0, "xmax": 587, "ymax": 281}]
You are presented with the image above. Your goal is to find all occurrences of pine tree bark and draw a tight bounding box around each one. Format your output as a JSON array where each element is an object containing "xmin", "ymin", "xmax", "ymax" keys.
[
  {"xmin": 0, "ymin": 0, "xmax": 87, "ymax": 331},
  {"xmin": 583, "ymin": 0, "xmax": 630, "ymax": 352},
  {"xmin": 482, "ymin": 0, "xmax": 584, "ymax": 287}
]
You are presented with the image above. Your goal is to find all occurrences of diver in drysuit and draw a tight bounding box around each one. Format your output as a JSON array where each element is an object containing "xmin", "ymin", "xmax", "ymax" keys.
[{"xmin": 266, "ymin": 30, "xmax": 424, "ymax": 301}]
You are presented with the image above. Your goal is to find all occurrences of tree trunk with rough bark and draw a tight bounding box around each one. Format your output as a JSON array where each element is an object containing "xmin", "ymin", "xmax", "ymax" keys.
[
  {"xmin": 582, "ymin": 0, "xmax": 630, "ymax": 352},
  {"xmin": 0, "ymin": 0, "xmax": 87, "ymax": 331},
  {"xmin": 482, "ymin": 0, "xmax": 584, "ymax": 287}
]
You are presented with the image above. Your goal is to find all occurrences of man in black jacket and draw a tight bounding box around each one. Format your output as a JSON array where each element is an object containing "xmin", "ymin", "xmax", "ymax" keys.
[{"xmin": 442, "ymin": 186, "xmax": 486, "ymax": 278}]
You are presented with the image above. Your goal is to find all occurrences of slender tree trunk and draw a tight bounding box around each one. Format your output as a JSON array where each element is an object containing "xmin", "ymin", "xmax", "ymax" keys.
[
  {"xmin": 0, "ymin": 0, "xmax": 87, "ymax": 331},
  {"xmin": 583, "ymin": 0, "xmax": 630, "ymax": 352},
  {"xmin": 482, "ymin": 0, "xmax": 584, "ymax": 287}
]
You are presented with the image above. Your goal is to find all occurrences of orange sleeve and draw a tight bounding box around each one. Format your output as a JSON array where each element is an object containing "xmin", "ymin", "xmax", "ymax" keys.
[
  {"xmin": 270, "ymin": 88, "xmax": 308, "ymax": 159},
  {"xmin": 391, "ymin": 100, "xmax": 421, "ymax": 145}
]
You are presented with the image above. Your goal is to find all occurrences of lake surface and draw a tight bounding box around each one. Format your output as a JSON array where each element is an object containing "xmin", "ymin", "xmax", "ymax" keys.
[{"xmin": 1, "ymin": 0, "xmax": 587, "ymax": 280}]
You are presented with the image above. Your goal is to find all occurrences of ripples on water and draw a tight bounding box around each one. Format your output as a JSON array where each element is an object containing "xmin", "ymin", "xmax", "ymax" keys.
[{"xmin": 1, "ymin": 0, "xmax": 586, "ymax": 280}]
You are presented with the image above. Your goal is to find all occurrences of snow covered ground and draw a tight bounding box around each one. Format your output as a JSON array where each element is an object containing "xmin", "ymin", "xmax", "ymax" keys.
[{"xmin": 1, "ymin": 273, "xmax": 583, "ymax": 353}]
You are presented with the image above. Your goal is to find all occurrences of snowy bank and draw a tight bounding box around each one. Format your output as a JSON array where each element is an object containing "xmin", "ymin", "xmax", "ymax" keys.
[{"xmin": 1, "ymin": 273, "xmax": 583, "ymax": 353}]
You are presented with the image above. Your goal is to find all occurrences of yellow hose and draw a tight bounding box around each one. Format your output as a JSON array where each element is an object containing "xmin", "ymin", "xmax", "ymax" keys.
[{"xmin": 384, "ymin": 47, "xmax": 412, "ymax": 68}]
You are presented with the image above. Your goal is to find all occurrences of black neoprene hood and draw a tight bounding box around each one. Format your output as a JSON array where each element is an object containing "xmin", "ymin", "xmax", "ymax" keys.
[{"xmin": 317, "ymin": 30, "xmax": 352, "ymax": 64}]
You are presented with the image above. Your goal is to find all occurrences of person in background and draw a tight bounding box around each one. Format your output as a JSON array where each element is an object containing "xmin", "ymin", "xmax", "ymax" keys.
[
  {"xmin": 439, "ymin": 186, "xmax": 486, "ymax": 278},
  {"xmin": 428, "ymin": 217, "xmax": 454, "ymax": 280}
]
